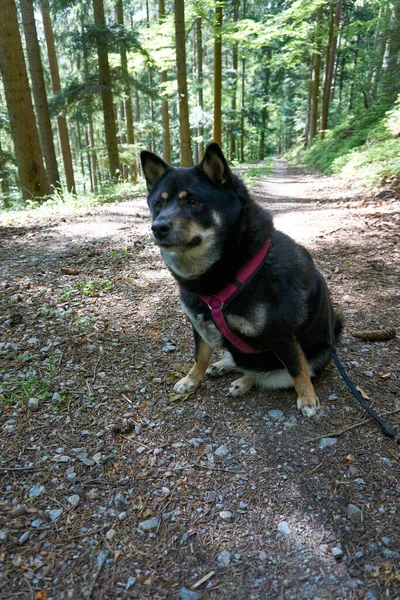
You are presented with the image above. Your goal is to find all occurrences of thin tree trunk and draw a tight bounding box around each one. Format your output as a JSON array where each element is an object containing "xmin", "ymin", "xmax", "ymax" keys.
[
  {"xmin": 382, "ymin": 1, "xmax": 400, "ymax": 103},
  {"xmin": 115, "ymin": 0, "xmax": 137, "ymax": 181},
  {"xmin": 88, "ymin": 118, "xmax": 98, "ymax": 192},
  {"xmin": 20, "ymin": 0, "xmax": 60, "ymax": 189},
  {"xmin": 196, "ymin": 17, "xmax": 204, "ymax": 160},
  {"xmin": 213, "ymin": 2, "xmax": 223, "ymax": 146},
  {"xmin": 146, "ymin": 0, "xmax": 156, "ymax": 153},
  {"xmin": 0, "ymin": 136, "xmax": 10, "ymax": 207},
  {"xmin": 240, "ymin": 0, "xmax": 246, "ymax": 162},
  {"xmin": 40, "ymin": 0, "xmax": 75, "ymax": 192},
  {"xmin": 92, "ymin": 0, "xmax": 121, "ymax": 179},
  {"xmin": 348, "ymin": 33, "xmax": 360, "ymax": 111},
  {"xmin": 321, "ymin": 0, "xmax": 343, "ymax": 136},
  {"xmin": 159, "ymin": 0, "xmax": 171, "ymax": 164},
  {"xmin": 174, "ymin": 0, "xmax": 193, "ymax": 166},
  {"xmin": 0, "ymin": 0, "xmax": 50, "ymax": 199},
  {"xmin": 372, "ymin": 5, "xmax": 391, "ymax": 100},
  {"xmin": 309, "ymin": 4, "xmax": 323, "ymax": 144},
  {"xmin": 85, "ymin": 126, "xmax": 94, "ymax": 193},
  {"xmin": 230, "ymin": 0, "xmax": 239, "ymax": 160},
  {"xmin": 259, "ymin": 46, "xmax": 271, "ymax": 159}
]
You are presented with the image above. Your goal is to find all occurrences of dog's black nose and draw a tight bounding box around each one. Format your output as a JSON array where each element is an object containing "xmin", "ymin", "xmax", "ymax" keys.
[{"xmin": 152, "ymin": 220, "xmax": 171, "ymax": 239}]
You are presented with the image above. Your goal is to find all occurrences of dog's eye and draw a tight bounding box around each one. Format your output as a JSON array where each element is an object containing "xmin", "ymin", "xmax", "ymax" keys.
[
  {"xmin": 187, "ymin": 197, "xmax": 200, "ymax": 207},
  {"xmin": 154, "ymin": 198, "xmax": 166, "ymax": 213}
]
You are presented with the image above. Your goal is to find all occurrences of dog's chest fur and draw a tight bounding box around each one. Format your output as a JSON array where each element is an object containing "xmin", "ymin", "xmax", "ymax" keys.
[{"xmin": 181, "ymin": 302, "xmax": 223, "ymax": 348}]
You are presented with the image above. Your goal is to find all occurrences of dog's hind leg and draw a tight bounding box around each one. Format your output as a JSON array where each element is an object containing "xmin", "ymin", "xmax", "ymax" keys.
[
  {"xmin": 271, "ymin": 338, "xmax": 320, "ymax": 418},
  {"xmin": 174, "ymin": 331, "xmax": 213, "ymax": 394},
  {"xmin": 207, "ymin": 353, "xmax": 236, "ymax": 378}
]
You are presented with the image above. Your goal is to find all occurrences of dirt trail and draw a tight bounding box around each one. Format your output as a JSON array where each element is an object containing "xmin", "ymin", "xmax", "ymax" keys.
[{"xmin": 0, "ymin": 162, "xmax": 399, "ymax": 600}]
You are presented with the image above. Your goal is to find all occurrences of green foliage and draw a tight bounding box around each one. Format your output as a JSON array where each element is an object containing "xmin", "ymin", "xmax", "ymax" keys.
[{"xmin": 289, "ymin": 98, "xmax": 400, "ymax": 188}]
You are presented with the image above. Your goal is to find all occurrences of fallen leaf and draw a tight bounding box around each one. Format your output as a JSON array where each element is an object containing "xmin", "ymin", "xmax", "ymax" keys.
[{"xmin": 60, "ymin": 267, "xmax": 79, "ymax": 275}]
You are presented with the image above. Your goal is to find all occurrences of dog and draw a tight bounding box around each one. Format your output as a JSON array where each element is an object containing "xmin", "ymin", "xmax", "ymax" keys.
[{"xmin": 140, "ymin": 143, "xmax": 342, "ymax": 417}]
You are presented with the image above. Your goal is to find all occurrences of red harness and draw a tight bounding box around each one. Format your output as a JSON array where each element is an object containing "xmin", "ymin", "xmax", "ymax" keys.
[{"xmin": 199, "ymin": 239, "xmax": 271, "ymax": 354}]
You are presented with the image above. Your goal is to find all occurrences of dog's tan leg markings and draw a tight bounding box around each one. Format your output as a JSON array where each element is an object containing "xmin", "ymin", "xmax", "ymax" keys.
[
  {"xmin": 291, "ymin": 343, "xmax": 320, "ymax": 418},
  {"xmin": 227, "ymin": 375, "xmax": 255, "ymax": 397},
  {"xmin": 174, "ymin": 339, "xmax": 213, "ymax": 394},
  {"xmin": 207, "ymin": 355, "xmax": 235, "ymax": 377}
]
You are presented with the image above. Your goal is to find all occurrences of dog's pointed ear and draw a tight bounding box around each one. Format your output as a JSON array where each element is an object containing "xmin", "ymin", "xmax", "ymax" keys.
[
  {"xmin": 140, "ymin": 151, "xmax": 170, "ymax": 193},
  {"xmin": 200, "ymin": 143, "xmax": 232, "ymax": 185}
]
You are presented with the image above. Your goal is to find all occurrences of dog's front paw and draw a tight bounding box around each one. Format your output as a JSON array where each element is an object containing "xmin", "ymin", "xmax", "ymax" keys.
[
  {"xmin": 207, "ymin": 358, "xmax": 235, "ymax": 378},
  {"xmin": 227, "ymin": 376, "xmax": 254, "ymax": 397},
  {"xmin": 174, "ymin": 376, "xmax": 198, "ymax": 394},
  {"xmin": 297, "ymin": 395, "xmax": 320, "ymax": 418}
]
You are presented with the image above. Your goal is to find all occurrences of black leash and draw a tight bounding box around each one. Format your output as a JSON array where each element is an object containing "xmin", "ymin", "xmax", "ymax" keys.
[{"xmin": 326, "ymin": 286, "xmax": 400, "ymax": 443}]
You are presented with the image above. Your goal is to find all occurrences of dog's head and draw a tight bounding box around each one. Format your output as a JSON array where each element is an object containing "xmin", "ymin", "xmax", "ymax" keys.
[{"xmin": 140, "ymin": 143, "xmax": 244, "ymax": 278}]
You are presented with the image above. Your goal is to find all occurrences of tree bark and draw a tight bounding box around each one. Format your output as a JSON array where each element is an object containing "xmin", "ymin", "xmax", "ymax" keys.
[
  {"xmin": 382, "ymin": 1, "xmax": 400, "ymax": 103},
  {"xmin": 230, "ymin": 0, "xmax": 239, "ymax": 161},
  {"xmin": 309, "ymin": 4, "xmax": 323, "ymax": 144},
  {"xmin": 321, "ymin": 0, "xmax": 342, "ymax": 136},
  {"xmin": 174, "ymin": 0, "xmax": 193, "ymax": 166},
  {"xmin": 92, "ymin": 0, "xmax": 121, "ymax": 179},
  {"xmin": 0, "ymin": 0, "xmax": 50, "ymax": 199},
  {"xmin": 116, "ymin": 0, "xmax": 137, "ymax": 181},
  {"xmin": 40, "ymin": 0, "xmax": 75, "ymax": 192},
  {"xmin": 196, "ymin": 16, "xmax": 204, "ymax": 161},
  {"xmin": 159, "ymin": 0, "xmax": 171, "ymax": 164},
  {"xmin": 213, "ymin": 2, "xmax": 223, "ymax": 146},
  {"xmin": 240, "ymin": 0, "xmax": 247, "ymax": 162},
  {"xmin": 20, "ymin": 0, "xmax": 60, "ymax": 189}
]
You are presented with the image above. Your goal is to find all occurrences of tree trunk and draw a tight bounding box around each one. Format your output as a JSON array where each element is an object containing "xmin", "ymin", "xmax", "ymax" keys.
[
  {"xmin": 230, "ymin": 0, "xmax": 239, "ymax": 161},
  {"xmin": 174, "ymin": 0, "xmax": 193, "ymax": 166},
  {"xmin": 0, "ymin": 136, "xmax": 10, "ymax": 207},
  {"xmin": 382, "ymin": 1, "xmax": 400, "ymax": 103},
  {"xmin": 159, "ymin": 0, "xmax": 171, "ymax": 164},
  {"xmin": 196, "ymin": 17, "xmax": 204, "ymax": 161},
  {"xmin": 115, "ymin": 0, "xmax": 137, "ymax": 181},
  {"xmin": 321, "ymin": 0, "xmax": 342, "ymax": 136},
  {"xmin": 20, "ymin": 0, "xmax": 60, "ymax": 190},
  {"xmin": 213, "ymin": 2, "xmax": 223, "ymax": 146},
  {"xmin": 40, "ymin": 0, "xmax": 75, "ymax": 192},
  {"xmin": 372, "ymin": 5, "xmax": 391, "ymax": 100},
  {"xmin": 309, "ymin": 4, "xmax": 323, "ymax": 144},
  {"xmin": 92, "ymin": 0, "xmax": 121, "ymax": 179},
  {"xmin": 240, "ymin": 0, "xmax": 247, "ymax": 162},
  {"xmin": 0, "ymin": 0, "xmax": 50, "ymax": 199},
  {"xmin": 146, "ymin": 0, "xmax": 156, "ymax": 153}
]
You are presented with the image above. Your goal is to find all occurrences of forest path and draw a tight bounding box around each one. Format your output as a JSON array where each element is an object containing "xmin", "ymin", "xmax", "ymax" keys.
[{"xmin": 0, "ymin": 163, "xmax": 399, "ymax": 599}]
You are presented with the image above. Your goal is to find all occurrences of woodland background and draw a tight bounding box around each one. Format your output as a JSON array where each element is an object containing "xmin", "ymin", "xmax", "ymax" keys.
[{"xmin": 0, "ymin": 0, "xmax": 399, "ymax": 207}]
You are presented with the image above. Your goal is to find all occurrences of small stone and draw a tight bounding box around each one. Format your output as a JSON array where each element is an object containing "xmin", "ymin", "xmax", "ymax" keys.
[
  {"xmin": 52, "ymin": 392, "xmax": 62, "ymax": 402},
  {"xmin": 363, "ymin": 370, "xmax": 374, "ymax": 377},
  {"xmin": 331, "ymin": 546, "xmax": 343, "ymax": 558},
  {"xmin": 277, "ymin": 521, "xmax": 292, "ymax": 536},
  {"xmin": 380, "ymin": 457, "xmax": 392, "ymax": 468},
  {"xmin": 347, "ymin": 504, "xmax": 362, "ymax": 522},
  {"xmin": 31, "ymin": 518, "xmax": 44, "ymax": 529},
  {"xmin": 126, "ymin": 577, "xmax": 137, "ymax": 590},
  {"xmin": 114, "ymin": 493, "xmax": 127, "ymax": 509},
  {"xmin": 29, "ymin": 484, "xmax": 45, "ymax": 499},
  {"xmin": 180, "ymin": 587, "xmax": 199, "ymax": 600},
  {"xmin": 319, "ymin": 437, "xmax": 337, "ymax": 450},
  {"xmin": 239, "ymin": 502, "xmax": 248, "ymax": 510},
  {"xmin": 47, "ymin": 508, "xmax": 63, "ymax": 521},
  {"xmin": 328, "ymin": 395, "xmax": 337, "ymax": 401},
  {"xmin": 92, "ymin": 452, "xmax": 102, "ymax": 464},
  {"xmin": 28, "ymin": 397, "xmax": 40, "ymax": 412},
  {"xmin": 219, "ymin": 511, "xmax": 232, "ymax": 521},
  {"xmin": 267, "ymin": 409, "xmax": 284, "ymax": 422},
  {"xmin": 118, "ymin": 511, "xmax": 127, "ymax": 521},
  {"xmin": 217, "ymin": 549, "xmax": 231, "ymax": 567},
  {"xmin": 67, "ymin": 494, "xmax": 80, "ymax": 507},
  {"xmin": 0, "ymin": 530, "xmax": 7, "ymax": 541},
  {"xmin": 348, "ymin": 466, "xmax": 360, "ymax": 477},
  {"xmin": 19, "ymin": 531, "xmax": 30, "ymax": 545},
  {"xmin": 138, "ymin": 517, "xmax": 160, "ymax": 532},
  {"xmin": 106, "ymin": 529, "xmax": 117, "ymax": 541},
  {"xmin": 215, "ymin": 444, "xmax": 229, "ymax": 458},
  {"xmin": 381, "ymin": 536, "xmax": 390, "ymax": 546},
  {"xmin": 27, "ymin": 337, "xmax": 39, "ymax": 345}
]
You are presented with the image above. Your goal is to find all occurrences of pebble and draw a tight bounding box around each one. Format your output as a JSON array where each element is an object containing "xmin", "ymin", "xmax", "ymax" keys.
[
  {"xmin": 267, "ymin": 409, "xmax": 284, "ymax": 422},
  {"xmin": 380, "ymin": 457, "xmax": 392, "ymax": 468},
  {"xmin": 348, "ymin": 466, "xmax": 360, "ymax": 477},
  {"xmin": 106, "ymin": 529, "xmax": 117, "ymax": 541},
  {"xmin": 114, "ymin": 493, "xmax": 127, "ymax": 509},
  {"xmin": 118, "ymin": 511, "xmax": 127, "ymax": 521},
  {"xmin": 217, "ymin": 549, "xmax": 231, "ymax": 567},
  {"xmin": 29, "ymin": 484, "xmax": 45, "ymax": 498},
  {"xmin": 180, "ymin": 588, "xmax": 199, "ymax": 600},
  {"xmin": 0, "ymin": 530, "xmax": 7, "ymax": 541},
  {"xmin": 126, "ymin": 577, "xmax": 137, "ymax": 590},
  {"xmin": 328, "ymin": 395, "xmax": 337, "ymax": 401},
  {"xmin": 67, "ymin": 494, "xmax": 80, "ymax": 507},
  {"xmin": 363, "ymin": 370, "xmax": 374, "ymax": 377},
  {"xmin": 215, "ymin": 444, "xmax": 229, "ymax": 458},
  {"xmin": 138, "ymin": 517, "xmax": 160, "ymax": 532},
  {"xmin": 47, "ymin": 508, "xmax": 63, "ymax": 521},
  {"xmin": 28, "ymin": 397, "xmax": 40, "ymax": 412},
  {"xmin": 27, "ymin": 337, "xmax": 39, "ymax": 345},
  {"xmin": 319, "ymin": 437, "xmax": 337, "ymax": 450},
  {"xmin": 219, "ymin": 511, "xmax": 232, "ymax": 521},
  {"xmin": 347, "ymin": 504, "xmax": 362, "ymax": 522},
  {"xmin": 31, "ymin": 518, "xmax": 44, "ymax": 529},
  {"xmin": 19, "ymin": 531, "xmax": 30, "ymax": 545},
  {"xmin": 331, "ymin": 546, "xmax": 343, "ymax": 558},
  {"xmin": 277, "ymin": 521, "xmax": 292, "ymax": 536},
  {"xmin": 381, "ymin": 536, "xmax": 390, "ymax": 546}
]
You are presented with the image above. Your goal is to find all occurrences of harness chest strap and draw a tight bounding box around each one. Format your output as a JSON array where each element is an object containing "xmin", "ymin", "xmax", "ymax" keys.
[{"xmin": 199, "ymin": 239, "xmax": 271, "ymax": 354}]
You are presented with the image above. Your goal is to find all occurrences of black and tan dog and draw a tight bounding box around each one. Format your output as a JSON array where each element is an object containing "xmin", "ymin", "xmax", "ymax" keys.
[{"xmin": 140, "ymin": 143, "xmax": 342, "ymax": 417}]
